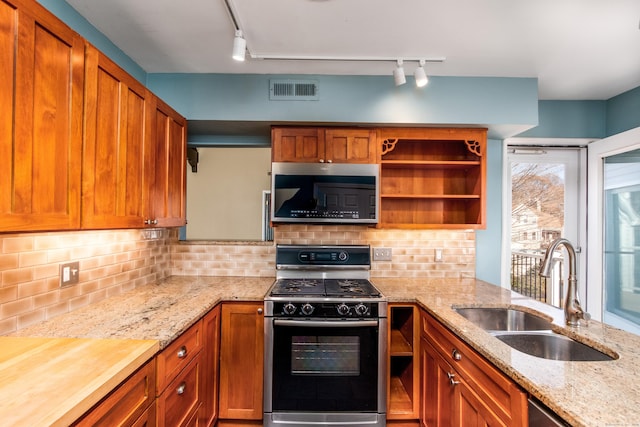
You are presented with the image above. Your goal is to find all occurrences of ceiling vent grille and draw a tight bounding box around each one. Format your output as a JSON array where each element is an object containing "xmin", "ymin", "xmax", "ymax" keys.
[{"xmin": 269, "ymin": 79, "xmax": 319, "ymax": 101}]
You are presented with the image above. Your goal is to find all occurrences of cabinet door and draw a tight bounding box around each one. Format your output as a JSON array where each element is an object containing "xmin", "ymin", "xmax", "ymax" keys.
[
  {"xmin": 271, "ymin": 127, "xmax": 325, "ymax": 162},
  {"xmin": 146, "ymin": 96, "xmax": 187, "ymax": 227},
  {"xmin": 325, "ymin": 128, "xmax": 377, "ymax": 163},
  {"xmin": 420, "ymin": 338, "xmax": 454, "ymax": 427},
  {"xmin": 82, "ymin": 44, "xmax": 148, "ymax": 229},
  {"xmin": 0, "ymin": 0, "xmax": 83, "ymax": 232},
  {"xmin": 454, "ymin": 379, "xmax": 508, "ymax": 427},
  {"xmin": 219, "ymin": 302, "xmax": 264, "ymax": 420},
  {"xmin": 200, "ymin": 305, "xmax": 221, "ymax": 427}
]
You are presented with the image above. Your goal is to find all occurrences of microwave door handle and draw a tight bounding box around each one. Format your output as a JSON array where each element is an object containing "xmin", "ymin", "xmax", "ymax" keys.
[{"xmin": 273, "ymin": 319, "xmax": 378, "ymax": 328}]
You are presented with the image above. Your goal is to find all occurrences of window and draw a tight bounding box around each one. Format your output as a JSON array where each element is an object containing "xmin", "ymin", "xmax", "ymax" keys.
[{"xmin": 588, "ymin": 129, "xmax": 640, "ymax": 336}]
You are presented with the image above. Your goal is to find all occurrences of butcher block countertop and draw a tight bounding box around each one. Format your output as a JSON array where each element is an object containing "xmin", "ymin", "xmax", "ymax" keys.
[
  {"xmin": 0, "ymin": 336, "xmax": 158, "ymax": 427},
  {"xmin": 9, "ymin": 275, "xmax": 640, "ymax": 427}
]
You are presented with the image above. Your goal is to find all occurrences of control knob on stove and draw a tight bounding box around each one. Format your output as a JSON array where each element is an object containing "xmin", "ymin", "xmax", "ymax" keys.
[
  {"xmin": 336, "ymin": 303, "xmax": 351, "ymax": 316},
  {"xmin": 301, "ymin": 303, "xmax": 315, "ymax": 316},
  {"xmin": 354, "ymin": 303, "xmax": 369, "ymax": 316},
  {"xmin": 283, "ymin": 303, "xmax": 297, "ymax": 315}
]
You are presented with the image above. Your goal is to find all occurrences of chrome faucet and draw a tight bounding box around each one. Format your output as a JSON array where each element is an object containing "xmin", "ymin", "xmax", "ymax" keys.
[{"xmin": 539, "ymin": 238, "xmax": 590, "ymax": 326}]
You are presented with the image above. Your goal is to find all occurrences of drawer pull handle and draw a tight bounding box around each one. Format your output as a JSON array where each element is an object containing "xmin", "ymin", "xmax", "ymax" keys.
[
  {"xmin": 452, "ymin": 349, "xmax": 462, "ymax": 361},
  {"xmin": 447, "ymin": 372, "xmax": 460, "ymax": 386},
  {"xmin": 257, "ymin": 308, "xmax": 263, "ymax": 315},
  {"xmin": 177, "ymin": 346, "xmax": 187, "ymax": 358},
  {"xmin": 176, "ymin": 382, "xmax": 186, "ymax": 395}
]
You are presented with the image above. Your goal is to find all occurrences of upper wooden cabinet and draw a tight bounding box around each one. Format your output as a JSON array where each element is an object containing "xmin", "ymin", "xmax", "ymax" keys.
[
  {"xmin": 378, "ymin": 127, "xmax": 487, "ymax": 229},
  {"xmin": 0, "ymin": 0, "xmax": 186, "ymax": 232},
  {"xmin": 272, "ymin": 127, "xmax": 377, "ymax": 163},
  {"xmin": 82, "ymin": 45, "xmax": 150, "ymax": 229},
  {"xmin": 0, "ymin": 0, "xmax": 84, "ymax": 232},
  {"xmin": 146, "ymin": 96, "xmax": 187, "ymax": 228}
]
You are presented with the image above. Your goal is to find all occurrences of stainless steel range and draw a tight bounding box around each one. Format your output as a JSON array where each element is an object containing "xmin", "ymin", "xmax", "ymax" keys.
[{"xmin": 264, "ymin": 244, "xmax": 387, "ymax": 427}]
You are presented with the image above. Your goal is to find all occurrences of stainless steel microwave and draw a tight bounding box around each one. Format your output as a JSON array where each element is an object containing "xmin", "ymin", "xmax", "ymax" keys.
[{"xmin": 271, "ymin": 162, "xmax": 379, "ymax": 224}]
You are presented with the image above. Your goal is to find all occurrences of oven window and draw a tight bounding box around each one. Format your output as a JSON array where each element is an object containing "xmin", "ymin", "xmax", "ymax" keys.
[
  {"xmin": 272, "ymin": 323, "xmax": 379, "ymax": 412},
  {"xmin": 291, "ymin": 336, "xmax": 360, "ymax": 375}
]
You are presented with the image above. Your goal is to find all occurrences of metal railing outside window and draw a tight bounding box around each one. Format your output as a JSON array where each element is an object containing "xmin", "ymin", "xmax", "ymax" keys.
[{"xmin": 511, "ymin": 251, "xmax": 564, "ymax": 307}]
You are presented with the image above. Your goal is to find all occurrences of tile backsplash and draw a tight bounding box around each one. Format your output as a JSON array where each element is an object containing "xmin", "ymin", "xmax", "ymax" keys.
[{"xmin": 1, "ymin": 225, "xmax": 475, "ymax": 334}]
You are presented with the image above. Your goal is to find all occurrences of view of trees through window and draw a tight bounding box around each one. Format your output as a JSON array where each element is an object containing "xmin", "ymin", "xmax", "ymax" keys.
[{"xmin": 511, "ymin": 162, "xmax": 565, "ymax": 303}]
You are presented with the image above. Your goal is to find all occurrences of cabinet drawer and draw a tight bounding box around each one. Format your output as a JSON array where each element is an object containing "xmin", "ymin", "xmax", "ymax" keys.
[
  {"xmin": 156, "ymin": 320, "xmax": 203, "ymax": 393},
  {"xmin": 157, "ymin": 354, "xmax": 202, "ymax": 427},
  {"xmin": 420, "ymin": 311, "xmax": 526, "ymax": 425},
  {"xmin": 73, "ymin": 358, "xmax": 156, "ymax": 427}
]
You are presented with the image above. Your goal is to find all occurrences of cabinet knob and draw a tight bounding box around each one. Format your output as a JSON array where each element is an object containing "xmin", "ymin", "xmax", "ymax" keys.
[
  {"xmin": 447, "ymin": 372, "xmax": 460, "ymax": 386},
  {"xmin": 177, "ymin": 346, "xmax": 187, "ymax": 358},
  {"xmin": 327, "ymin": 159, "xmax": 332, "ymax": 163},
  {"xmin": 176, "ymin": 382, "xmax": 186, "ymax": 395},
  {"xmin": 144, "ymin": 219, "xmax": 150, "ymax": 225},
  {"xmin": 452, "ymin": 348, "xmax": 462, "ymax": 361},
  {"xmin": 152, "ymin": 219, "xmax": 158, "ymax": 225},
  {"xmin": 257, "ymin": 308, "xmax": 263, "ymax": 314},
  {"xmin": 319, "ymin": 159, "xmax": 325, "ymax": 163}
]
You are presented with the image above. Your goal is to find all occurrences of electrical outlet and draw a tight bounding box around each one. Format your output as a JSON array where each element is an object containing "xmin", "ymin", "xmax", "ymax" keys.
[
  {"xmin": 373, "ymin": 247, "xmax": 392, "ymax": 261},
  {"xmin": 435, "ymin": 249, "xmax": 443, "ymax": 262},
  {"xmin": 60, "ymin": 261, "xmax": 80, "ymax": 287}
]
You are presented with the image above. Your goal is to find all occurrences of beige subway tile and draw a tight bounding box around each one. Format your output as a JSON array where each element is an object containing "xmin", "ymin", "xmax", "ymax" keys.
[
  {"xmin": 0, "ymin": 317, "xmax": 17, "ymax": 335},
  {"xmin": 0, "ymin": 254, "xmax": 19, "ymax": 271},
  {"xmin": 0, "ymin": 286, "xmax": 17, "ymax": 303},
  {"xmin": 2, "ymin": 268, "xmax": 34, "ymax": 286},
  {"xmin": 45, "ymin": 301, "xmax": 70, "ymax": 320},
  {"xmin": 3, "ymin": 236, "xmax": 35, "ymax": 253},
  {"xmin": 1, "ymin": 297, "xmax": 33, "ymax": 318},
  {"xmin": 17, "ymin": 308, "xmax": 45, "ymax": 330}
]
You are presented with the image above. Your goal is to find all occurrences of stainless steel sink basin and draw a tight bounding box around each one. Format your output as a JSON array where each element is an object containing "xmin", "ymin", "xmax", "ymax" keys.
[
  {"xmin": 454, "ymin": 307, "xmax": 553, "ymax": 331},
  {"xmin": 494, "ymin": 331, "xmax": 617, "ymax": 361}
]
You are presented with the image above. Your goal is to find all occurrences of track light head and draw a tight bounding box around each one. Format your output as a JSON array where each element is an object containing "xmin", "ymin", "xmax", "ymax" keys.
[
  {"xmin": 232, "ymin": 30, "xmax": 246, "ymax": 61},
  {"xmin": 414, "ymin": 59, "xmax": 428, "ymax": 87},
  {"xmin": 393, "ymin": 60, "xmax": 406, "ymax": 86}
]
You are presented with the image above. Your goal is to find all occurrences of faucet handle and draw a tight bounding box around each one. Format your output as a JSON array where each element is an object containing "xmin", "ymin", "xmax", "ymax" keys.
[{"xmin": 582, "ymin": 311, "xmax": 591, "ymax": 321}]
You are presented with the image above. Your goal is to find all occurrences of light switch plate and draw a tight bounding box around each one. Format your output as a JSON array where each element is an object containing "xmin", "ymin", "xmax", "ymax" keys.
[{"xmin": 60, "ymin": 261, "xmax": 80, "ymax": 287}]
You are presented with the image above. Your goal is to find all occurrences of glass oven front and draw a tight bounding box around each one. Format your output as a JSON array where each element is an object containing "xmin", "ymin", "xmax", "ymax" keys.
[{"xmin": 264, "ymin": 318, "xmax": 386, "ymax": 426}]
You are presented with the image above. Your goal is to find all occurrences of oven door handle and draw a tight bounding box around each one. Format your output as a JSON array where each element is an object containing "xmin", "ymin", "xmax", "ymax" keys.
[{"xmin": 273, "ymin": 319, "xmax": 378, "ymax": 328}]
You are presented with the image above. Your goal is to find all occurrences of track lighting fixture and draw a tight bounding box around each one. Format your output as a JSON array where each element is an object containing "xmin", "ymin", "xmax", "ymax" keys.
[
  {"xmin": 414, "ymin": 59, "xmax": 428, "ymax": 87},
  {"xmin": 232, "ymin": 30, "xmax": 246, "ymax": 61},
  {"xmin": 393, "ymin": 60, "xmax": 406, "ymax": 86}
]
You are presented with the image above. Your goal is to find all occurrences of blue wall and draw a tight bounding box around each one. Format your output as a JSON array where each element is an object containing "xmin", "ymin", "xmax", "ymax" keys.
[
  {"xmin": 516, "ymin": 101, "xmax": 607, "ymax": 138},
  {"xmin": 606, "ymin": 86, "xmax": 640, "ymax": 136},
  {"xmin": 146, "ymin": 74, "xmax": 539, "ymax": 140}
]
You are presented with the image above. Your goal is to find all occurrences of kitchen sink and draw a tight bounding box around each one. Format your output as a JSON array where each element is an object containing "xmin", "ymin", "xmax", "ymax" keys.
[
  {"xmin": 493, "ymin": 331, "xmax": 617, "ymax": 361},
  {"xmin": 454, "ymin": 307, "xmax": 554, "ymax": 331}
]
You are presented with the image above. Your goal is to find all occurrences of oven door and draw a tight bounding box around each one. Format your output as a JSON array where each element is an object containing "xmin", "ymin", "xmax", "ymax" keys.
[{"xmin": 264, "ymin": 318, "xmax": 386, "ymax": 426}]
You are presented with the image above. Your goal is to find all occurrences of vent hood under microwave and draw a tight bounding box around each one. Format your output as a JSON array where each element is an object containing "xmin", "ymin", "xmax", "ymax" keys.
[{"xmin": 271, "ymin": 162, "xmax": 379, "ymax": 225}]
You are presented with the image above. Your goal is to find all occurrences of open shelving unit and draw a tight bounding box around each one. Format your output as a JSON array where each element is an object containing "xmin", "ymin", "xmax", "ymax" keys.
[
  {"xmin": 378, "ymin": 128, "xmax": 487, "ymax": 229},
  {"xmin": 388, "ymin": 304, "xmax": 419, "ymax": 420}
]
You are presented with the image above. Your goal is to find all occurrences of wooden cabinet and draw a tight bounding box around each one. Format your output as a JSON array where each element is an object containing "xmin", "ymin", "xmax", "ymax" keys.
[
  {"xmin": 272, "ymin": 126, "xmax": 377, "ymax": 163},
  {"xmin": 200, "ymin": 305, "xmax": 221, "ymax": 427},
  {"xmin": 156, "ymin": 320, "xmax": 204, "ymax": 427},
  {"xmin": 420, "ymin": 310, "xmax": 527, "ymax": 427},
  {"xmin": 378, "ymin": 128, "xmax": 487, "ymax": 229},
  {"xmin": 388, "ymin": 305, "xmax": 420, "ymax": 421},
  {"xmin": 218, "ymin": 302, "xmax": 264, "ymax": 423},
  {"xmin": 82, "ymin": 44, "xmax": 150, "ymax": 229},
  {"xmin": 73, "ymin": 358, "xmax": 157, "ymax": 427},
  {"xmin": 0, "ymin": 0, "xmax": 84, "ymax": 232},
  {"xmin": 146, "ymin": 96, "xmax": 187, "ymax": 227}
]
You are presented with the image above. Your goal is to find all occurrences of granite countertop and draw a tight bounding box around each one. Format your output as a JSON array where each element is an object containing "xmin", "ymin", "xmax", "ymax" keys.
[
  {"xmin": 373, "ymin": 278, "xmax": 640, "ymax": 427},
  {"xmin": 11, "ymin": 275, "xmax": 640, "ymax": 426},
  {"xmin": 12, "ymin": 276, "xmax": 273, "ymax": 348}
]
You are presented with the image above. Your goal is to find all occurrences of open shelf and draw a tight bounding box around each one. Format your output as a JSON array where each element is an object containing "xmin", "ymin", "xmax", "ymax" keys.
[
  {"xmin": 378, "ymin": 128, "xmax": 486, "ymax": 229},
  {"xmin": 388, "ymin": 305, "xmax": 419, "ymax": 420}
]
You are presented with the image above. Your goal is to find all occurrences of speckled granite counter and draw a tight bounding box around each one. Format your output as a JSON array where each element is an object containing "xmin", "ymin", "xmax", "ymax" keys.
[
  {"xmin": 11, "ymin": 275, "xmax": 640, "ymax": 427},
  {"xmin": 373, "ymin": 278, "xmax": 640, "ymax": 427},
  {"xmin": 12, "ymin": 276, "xmax": 273, "ymax": 348}
]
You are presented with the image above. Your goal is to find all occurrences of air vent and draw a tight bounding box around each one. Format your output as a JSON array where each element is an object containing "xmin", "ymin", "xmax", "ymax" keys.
[{"xmin": 269, "ymin": 79, "xmax": 319, "ymax": 101}]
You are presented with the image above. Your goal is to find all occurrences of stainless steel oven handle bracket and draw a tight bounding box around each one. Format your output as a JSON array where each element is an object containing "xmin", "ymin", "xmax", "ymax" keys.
[{"xmin": 273, "ymin": 319, "xmax": 378, "ymax": 328}]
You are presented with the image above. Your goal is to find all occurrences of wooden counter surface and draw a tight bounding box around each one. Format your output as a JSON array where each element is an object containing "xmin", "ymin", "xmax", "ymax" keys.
[{"xmin": 0, "ymin": 336, "xmax": 158, "ymax": 427}]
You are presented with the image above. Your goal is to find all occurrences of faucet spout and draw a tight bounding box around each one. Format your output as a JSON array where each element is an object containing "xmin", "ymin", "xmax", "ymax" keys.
[{"xmin": 539, "ymin": 238, "xmax": 589, "ymax": 326}]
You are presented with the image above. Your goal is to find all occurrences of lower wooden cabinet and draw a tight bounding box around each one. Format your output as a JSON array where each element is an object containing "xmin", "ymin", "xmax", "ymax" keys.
[
  {"xmin": 200, "ymin": 305, "xmax": 221, "ymax": 427},
  {"xmin": 72, "ymin": 358, "xmax": 156, "ymax": 427},
  {"xmin": 218, "ymin": 302, "xmax": 264, "ymax": 422},
  {"xmin": 420, "ymin": 310, "xmax": 527, "ymax": 427}
]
